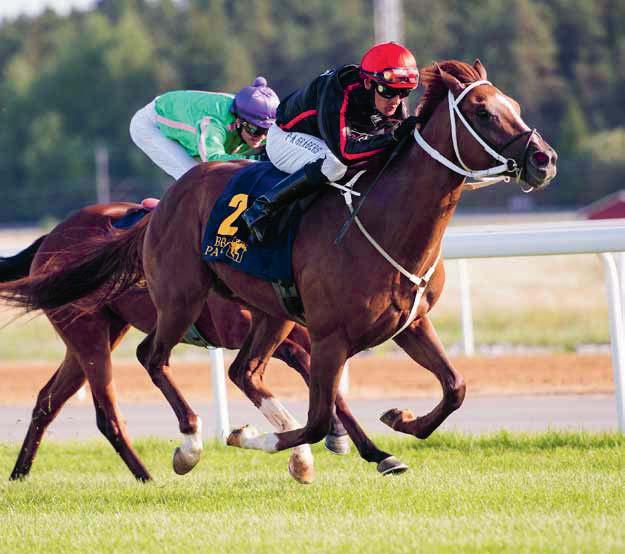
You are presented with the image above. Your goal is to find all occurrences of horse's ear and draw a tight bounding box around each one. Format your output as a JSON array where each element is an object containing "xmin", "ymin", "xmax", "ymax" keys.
[
  {"xmin": 436, "ymin": 63, "xmax": 465, "ymax": 96},
  {"xmin": 473, "ymin": 58, "xmax": 487, "ymax": 80}
]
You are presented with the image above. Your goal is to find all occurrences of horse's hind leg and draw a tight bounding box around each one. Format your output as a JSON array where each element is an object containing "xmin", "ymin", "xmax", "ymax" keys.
[
  {"xmin": 10, "ymin": 353, "xmax": 85, "ymax": 480},
  {"xmin": 72, "ymin": 315, "xmax": 152, "ymax": 481},
  {"xmin": 138, "ymin": 248, "xmax": 212, "ymax": 475},
  {"xmin": 227, "ymin": 314, "xmax": 315, "ymax": 484},
  {"xmin": 381, "ymin": 315, "xmax": 466, "ymax": 439}
]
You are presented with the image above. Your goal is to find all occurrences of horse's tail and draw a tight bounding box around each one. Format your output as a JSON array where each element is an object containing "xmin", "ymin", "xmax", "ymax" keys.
[
  {"xmin": 0, "ymin": 216, "xmax": 150, "ymax": 313},
  {"xmin": 0, "ymin": 235, "xmax": 47, "ymax": 282}
]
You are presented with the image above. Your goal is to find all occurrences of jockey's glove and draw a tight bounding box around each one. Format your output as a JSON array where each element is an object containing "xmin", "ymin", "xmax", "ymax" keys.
[{"xmin": 392, "ymin": 115, "xmax": 419, "ymax": 143}]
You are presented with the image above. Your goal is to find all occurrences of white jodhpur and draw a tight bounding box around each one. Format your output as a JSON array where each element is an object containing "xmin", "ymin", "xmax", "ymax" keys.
[
  {"xmin": 129, "ymin": 99, "xmax": 199, "ymax": 180},
  {"xmin": 265, "ymin": 124, "xmax": 347, "ymax": 182}
]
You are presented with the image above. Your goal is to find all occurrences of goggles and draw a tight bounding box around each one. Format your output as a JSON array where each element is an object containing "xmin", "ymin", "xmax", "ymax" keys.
[
  {"xmin": 374, "ymin": 82, "xmax": 412, "ymax": 99},
  {"xmin": 240, "ymin": 120, "xmax": 268, "ymax": 137},
  {"xmin": 362, "ymin": 66, "xmax": 419, "ymax": 86}
]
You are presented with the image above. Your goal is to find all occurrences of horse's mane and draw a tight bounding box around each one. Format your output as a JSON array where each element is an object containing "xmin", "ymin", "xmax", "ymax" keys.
[{"xmin": 415, "ymin": 60, "xmax": 484, "ymax": 126}]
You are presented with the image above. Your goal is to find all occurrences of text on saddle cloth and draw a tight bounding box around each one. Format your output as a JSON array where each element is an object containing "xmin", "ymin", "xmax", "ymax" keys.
[{"xmin": 201, "ymin": 162, "xmax": 315, "ymax": 285}]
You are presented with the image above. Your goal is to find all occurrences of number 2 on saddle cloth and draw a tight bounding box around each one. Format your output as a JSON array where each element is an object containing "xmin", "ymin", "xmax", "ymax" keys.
[{"xmin": 201, "ymin": 161, "xmax": 318, "ymax": 289}]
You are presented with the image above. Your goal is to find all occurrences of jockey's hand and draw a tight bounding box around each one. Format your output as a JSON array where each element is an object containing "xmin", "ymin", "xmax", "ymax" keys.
[{"xmin": 392, "ymin": 116, "xmax": 419, "ymax": 143}]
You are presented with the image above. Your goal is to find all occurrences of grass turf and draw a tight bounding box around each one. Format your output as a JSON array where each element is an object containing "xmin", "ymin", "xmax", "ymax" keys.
[{"xmin": 1, "ymin": 432, "xmax": 624, "ymax": 553}]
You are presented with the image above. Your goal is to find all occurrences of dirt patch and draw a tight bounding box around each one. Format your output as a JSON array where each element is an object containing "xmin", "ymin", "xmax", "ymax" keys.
[{"xmin": 0, "ymin": 352, "xmax": 613, "ymax": 406}]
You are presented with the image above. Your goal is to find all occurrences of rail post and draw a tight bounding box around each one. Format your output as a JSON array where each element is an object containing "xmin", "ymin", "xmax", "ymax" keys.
[{"xmin": 600, "ymin": 253, "xmax": 625, "ymax": 432}]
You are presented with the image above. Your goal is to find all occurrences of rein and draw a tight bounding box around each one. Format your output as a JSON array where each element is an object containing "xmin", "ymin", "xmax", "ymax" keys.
[{"xmin": 334, "ymin": 135, "xmax": 410, "ymax": 245}]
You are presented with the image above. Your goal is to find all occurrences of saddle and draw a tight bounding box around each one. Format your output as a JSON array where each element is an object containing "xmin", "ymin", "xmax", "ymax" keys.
[{"xmin": 201, "ymin": 162, "xmax": 316, "ymax": 322}]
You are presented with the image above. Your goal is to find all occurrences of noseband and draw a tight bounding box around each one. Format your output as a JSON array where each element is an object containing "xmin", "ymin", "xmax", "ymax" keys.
[{"xmin": 413, "ymin": 79, "xmax": 535, "ymax": 190}]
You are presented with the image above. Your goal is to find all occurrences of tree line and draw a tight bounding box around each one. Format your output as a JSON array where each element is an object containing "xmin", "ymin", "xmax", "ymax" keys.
[{"xmin": 1, "ymin": 0, "xmax": 624, "ymax": 222}]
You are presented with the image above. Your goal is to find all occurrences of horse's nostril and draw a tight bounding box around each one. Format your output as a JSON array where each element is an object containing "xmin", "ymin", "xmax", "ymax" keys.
[{"xmin": 531, "ymin": 151, "xmax": 550, "ymax": 168}]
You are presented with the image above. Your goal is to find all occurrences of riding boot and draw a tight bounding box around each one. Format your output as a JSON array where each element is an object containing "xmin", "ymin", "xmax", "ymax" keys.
[{"xmin": 241, "ymin": 158, "xmax": 328, "ymax": 243}]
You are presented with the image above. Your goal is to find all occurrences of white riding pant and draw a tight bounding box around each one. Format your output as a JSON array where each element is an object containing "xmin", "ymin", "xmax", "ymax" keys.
[
  {"xmin": 129, "ymin": 100, "xmax": 199, "ymax": 181},
  {"xmin": 265, "ymin": 124, "xmax": 347, "ymax": 181}
]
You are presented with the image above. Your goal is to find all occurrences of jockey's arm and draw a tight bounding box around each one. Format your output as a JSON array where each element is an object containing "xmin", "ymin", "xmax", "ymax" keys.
[
  {"xmin": 321, "ymin": 101, "xmax": 398, "ymax": 164},
  {"xmin": 198, "ymin": 120, "xmax": 258, "ymax": 162}
]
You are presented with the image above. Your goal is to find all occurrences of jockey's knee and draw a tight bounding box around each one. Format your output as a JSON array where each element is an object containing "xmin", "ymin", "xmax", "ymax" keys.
[
  {"xmin": 320, "ymin": 155, "xmax": 347, "ymax": 182},
  {"xmin": 129, "ymin": 111, "xmax": 142, "ymax": 143}
]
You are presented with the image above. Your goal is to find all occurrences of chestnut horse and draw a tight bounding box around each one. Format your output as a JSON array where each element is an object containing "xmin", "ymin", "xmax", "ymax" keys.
[
  {"xmin": 1, "ymin": 204, "xmax": 406, "ymax": 482},
  {"xmin": 0, "ymin": 60, "xmax": 557, "ymax": 470}
]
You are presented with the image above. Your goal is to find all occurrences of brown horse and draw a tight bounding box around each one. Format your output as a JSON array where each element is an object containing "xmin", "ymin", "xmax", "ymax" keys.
[
  {"xmin": 0, "ymin": 60, "xmax": 557, "ymax": 469},
  {"xmin": 1, "ymin": 204, "xmax": 406, "ymax": 483}
]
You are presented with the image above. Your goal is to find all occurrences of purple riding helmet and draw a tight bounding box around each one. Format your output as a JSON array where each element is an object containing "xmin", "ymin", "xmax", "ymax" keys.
[{"xmin": 232, "ymin": 76, "xmax": 280, "ymax": 128}]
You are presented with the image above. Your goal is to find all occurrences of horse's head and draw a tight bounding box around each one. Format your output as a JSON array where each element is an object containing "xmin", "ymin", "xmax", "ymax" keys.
[{"xmin": 417, "ymin": 59, "xmax": 557, "ymax": 191}]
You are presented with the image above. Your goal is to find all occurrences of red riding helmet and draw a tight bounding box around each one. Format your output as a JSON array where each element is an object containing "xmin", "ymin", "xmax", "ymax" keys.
[{"xmin": 360, "ymin": 41, "xmax": 419, "ymax": 89}]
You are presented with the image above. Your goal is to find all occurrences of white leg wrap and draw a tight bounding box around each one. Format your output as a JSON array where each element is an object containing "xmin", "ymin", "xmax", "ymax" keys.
[
  {"xmin": 259, "ymin": 397, "xmax": 313, "ymax": 462},
  {"xmin": 180, "ymin": 417, "xmax": 203, "ymax": 458},
  {"xmin": 241, "ymin": 429, "xmax": 280, "ymax": 452}
]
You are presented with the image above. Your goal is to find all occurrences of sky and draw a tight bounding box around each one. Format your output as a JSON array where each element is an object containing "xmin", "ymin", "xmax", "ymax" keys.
[{"xmin": 0, "ymin": 0, "xmax": 95, "ymax": 21}]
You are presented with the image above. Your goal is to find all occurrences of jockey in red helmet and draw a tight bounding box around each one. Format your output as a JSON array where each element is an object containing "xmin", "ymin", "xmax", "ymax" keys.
[{"xmin": 242, "ymin": 42, "xmax": 420, "ymax": 243}]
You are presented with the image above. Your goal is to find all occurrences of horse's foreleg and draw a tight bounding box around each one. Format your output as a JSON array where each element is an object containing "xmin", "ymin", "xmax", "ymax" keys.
[
  {"xmin": 227, "ymin": 315, "xmax": 315, "ymax": 484},
  {"xmin": 333, "ymin": 393, "xmax": 408, "ymax": 475},
  {"xmin": 273, "ymin": 339, "xmax": 349, "ymax": 455},
  {"xmin": 10, "ymin": 354, "xmax": 85, "ymax": 480},
  {"xmin": 228, "ymin": 333, "xmax": 347, "ymax": 455},
  {"xmin": 381, "ymin": 315, "xmax": 466, "ymax": 439},
  {"xmin": 274, "ymin": 339, "xmax": 407, "ymax": 474}
]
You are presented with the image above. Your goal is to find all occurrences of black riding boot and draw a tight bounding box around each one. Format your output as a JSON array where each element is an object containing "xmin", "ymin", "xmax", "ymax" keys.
[{"xmin": 241, "ymin": 158, "xmax": 327, "ymax": 243}]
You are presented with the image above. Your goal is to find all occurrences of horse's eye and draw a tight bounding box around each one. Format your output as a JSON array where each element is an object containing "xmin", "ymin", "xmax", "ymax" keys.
[{"xmin": 476, "ymin": 107, "xmax": 491, "ymax": 120}]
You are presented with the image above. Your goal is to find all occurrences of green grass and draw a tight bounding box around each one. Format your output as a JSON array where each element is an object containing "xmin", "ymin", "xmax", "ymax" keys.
[
  {"xmin": 431, "ymin": 307, "xmax": 610, "ymax": 351},
  {"xmin": 1, "ymin": 433, "xmax": 624, "ymax": 553}
]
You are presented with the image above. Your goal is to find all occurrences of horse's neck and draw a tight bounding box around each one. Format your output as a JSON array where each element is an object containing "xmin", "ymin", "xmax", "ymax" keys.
[{"xmin": 361, "ymin": 108, "xmax": 465, "ymax": 276}]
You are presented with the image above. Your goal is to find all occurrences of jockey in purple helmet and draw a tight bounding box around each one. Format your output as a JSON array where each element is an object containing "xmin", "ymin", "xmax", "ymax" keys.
[{"xmin": 130, "ymin": 76, "xmax": 280, "ymax": 180}]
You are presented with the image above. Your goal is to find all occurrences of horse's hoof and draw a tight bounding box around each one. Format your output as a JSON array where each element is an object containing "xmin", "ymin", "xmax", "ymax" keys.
[
  {"xmin": 324, "ymin": 433, "xmax": 351, "ymax": 455},
  {"xmin": 226, "ymin": 424, "xmax": 259, "ymax": 448},
  {"xmin": 288, "ymin": 451, "xmax": 315, "ymax": 484},
  {"xmin": 377, "ymin": 456, "xmax": 409, "ymax": 476},
  {"xmin": 172, "ymin": 446, "xmax": 200, "ymax": 475},
  {"xmin": 380, "ymin": 408, "xmax": 415, "ymax": 430}
]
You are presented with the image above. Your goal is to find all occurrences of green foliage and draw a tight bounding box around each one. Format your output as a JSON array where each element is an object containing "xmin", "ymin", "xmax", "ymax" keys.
[
  {"xmin": 582, "ymin": 127, "xmax": 625, "ymax": 163},
  {"xmin": 1, "ymin": 0, "xmax": 625, "ymax": 222}
]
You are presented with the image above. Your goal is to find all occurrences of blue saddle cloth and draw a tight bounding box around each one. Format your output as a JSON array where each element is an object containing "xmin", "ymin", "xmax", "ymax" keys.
[
  {"xmin": 201, "ymin": 162, "xmax": 306, "ymax": 284},
  {"xmin": 112, "ymin": 207, "xmax": 151, "ymax": 229}
]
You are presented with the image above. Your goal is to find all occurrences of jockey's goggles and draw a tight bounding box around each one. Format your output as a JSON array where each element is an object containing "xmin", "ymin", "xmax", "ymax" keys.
[
  {"xmin": 374, "ymin": 82, "xmax": 413, "ymax": 99},
  {"xmin": 362, "ymin": 67, "xmax": 419, "ymax": 87},
  {"xmin": 240, "ymin": 120, "xmax": 268, "ymax": 137}
]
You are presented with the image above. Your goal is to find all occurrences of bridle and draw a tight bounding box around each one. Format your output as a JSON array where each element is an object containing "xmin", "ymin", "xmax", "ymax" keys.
[{"xmin": 413, "ymin": 79, "xmax": 537, "ymax": 192}]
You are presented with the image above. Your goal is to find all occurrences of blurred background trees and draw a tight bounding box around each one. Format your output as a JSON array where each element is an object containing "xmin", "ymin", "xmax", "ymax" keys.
[{"xmin": 1, "ymin": 0, "xmax": 624, "ymax": 222}]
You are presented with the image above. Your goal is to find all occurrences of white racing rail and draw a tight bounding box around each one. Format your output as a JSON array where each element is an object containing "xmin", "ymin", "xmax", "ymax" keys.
[{"xmin": 443, "ymin": 218, "xmax": 625, "ymax": 432}]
